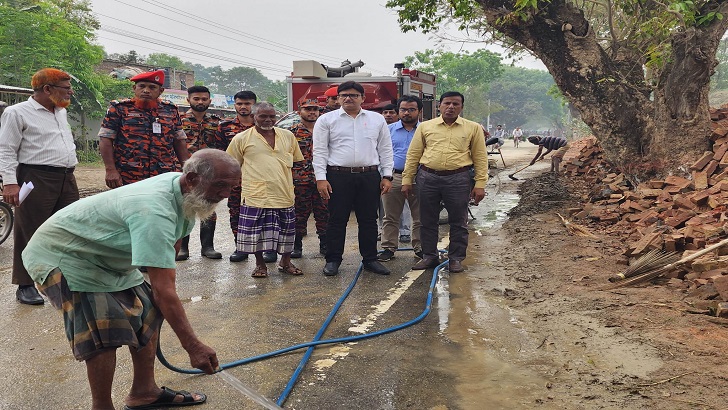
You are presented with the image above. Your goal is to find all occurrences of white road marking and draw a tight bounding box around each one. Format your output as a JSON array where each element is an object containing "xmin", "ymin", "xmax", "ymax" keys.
[{"xmin": 312, "ymin": 237, "xmax": 450, "ymax": 378}]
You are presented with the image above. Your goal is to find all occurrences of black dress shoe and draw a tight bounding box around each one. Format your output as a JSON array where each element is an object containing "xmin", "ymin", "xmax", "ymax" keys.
[
  {"xmin": 262, "ymin": 251, "xmax": 278, "ymax": 263},
  {"xmin": 362, "ymin": 260, "xmax": 391, "ymax": 275},
  {"xmin": 16, "ymin": 286, "xmax": 44, "ymax": 305},
  {"xmin": 291, "ymin": 247, "xmax": 303, "ymax": 258},
  {"xmin": 323, "ymin": 261, "xmax": 341, "ymax": 276},
  {"xmin": 229, "ymin": 250, "xmax": 249, "ymax": 262}
]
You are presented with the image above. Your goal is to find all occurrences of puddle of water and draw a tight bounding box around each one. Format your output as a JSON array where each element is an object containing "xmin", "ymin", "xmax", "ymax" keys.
[{"xmin": 469, "ymin": 192, "xmax": 520, "ymax": 230}]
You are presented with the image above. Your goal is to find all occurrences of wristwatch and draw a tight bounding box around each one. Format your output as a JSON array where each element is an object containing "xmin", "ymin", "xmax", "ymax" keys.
[{"xmin": 382, "ymin": 176, "xmax": 393, "ymax": 181}]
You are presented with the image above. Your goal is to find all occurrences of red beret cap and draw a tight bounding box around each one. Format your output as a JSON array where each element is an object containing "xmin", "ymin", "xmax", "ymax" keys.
[
  {"xmin": 324, "ymin": 86, "xmax": 338, "ymax": 97},
  {"xmin": 130, "ymin": 70, "xmax": 165, "ymax": 86}
]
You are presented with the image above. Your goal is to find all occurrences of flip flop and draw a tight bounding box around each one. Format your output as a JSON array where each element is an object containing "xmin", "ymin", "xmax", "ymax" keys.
[
  {"xmin": 278, "ymin": 263, "xmax": 303, "ymax": 275},
  {"xmin": 251, "ymin": 265, "xmax": 268, "ymax": 278},
  {"xmin": 123, "ymin": 386, "xmax": 206, "ymax": 409}
]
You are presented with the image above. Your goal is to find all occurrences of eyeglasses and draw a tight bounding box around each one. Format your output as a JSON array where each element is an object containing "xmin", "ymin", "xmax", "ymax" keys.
[
  {"xmin": 398, "ymin": 108, "xmax": 418, "ymax": 113},
  {"xmin": 48, "ymin": 84, "xmax": 73, "ymax": 91},
  {"xmin": 339, "ymin": 93, "xmax": 361, "ymax": 99}
]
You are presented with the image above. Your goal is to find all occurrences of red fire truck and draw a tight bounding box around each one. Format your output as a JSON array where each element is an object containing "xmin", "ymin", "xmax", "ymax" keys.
[{"xmin": 283, "ymin": 60, "xmax": 437, "ymax": 121}]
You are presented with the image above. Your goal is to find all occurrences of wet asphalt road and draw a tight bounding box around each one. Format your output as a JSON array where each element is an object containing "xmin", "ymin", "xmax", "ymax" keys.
[{"xmin": 0, "ymin": 146, "xmax": 554, "ymax": 410}]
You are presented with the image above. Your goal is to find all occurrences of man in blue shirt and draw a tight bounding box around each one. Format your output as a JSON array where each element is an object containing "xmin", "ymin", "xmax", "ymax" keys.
[{"xmin": 378, "ymin": 95, "xmax": 424, "ymax": 262}]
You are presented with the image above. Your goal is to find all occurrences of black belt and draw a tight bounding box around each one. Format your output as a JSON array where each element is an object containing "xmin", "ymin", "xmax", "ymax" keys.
[
  {"xmin": 393, "ymin": 169, "xmax": 403, "ymax": 174},
  {"xmin": 327, "ymin": 165, "xmax": 378, "ymax": 173},
  {"xmin": 420, "ymin": 165, "xmax": 470, "ymax": 176},
  {"xmin": 21, "ymin": 163, "xmax": 75, "ymax": 174}
]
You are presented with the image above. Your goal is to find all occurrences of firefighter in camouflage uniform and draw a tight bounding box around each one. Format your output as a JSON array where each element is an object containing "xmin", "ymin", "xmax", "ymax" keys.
[
  {"xmin": 286, "ymin": 98, "xmax": 329, "ymax": 257},
  {"xmin": 211, "ymin": 91, "xmax": 257, "ymax": 262},
  {"xmin": 99, "ymin": 70, "xmax": 189, "ymax": 188},
  {"xmin": 175, "ymin": 85, "xmax": 224, "ymax": 261}
]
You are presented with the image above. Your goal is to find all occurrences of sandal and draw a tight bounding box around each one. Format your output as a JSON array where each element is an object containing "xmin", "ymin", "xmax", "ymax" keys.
[
  {"xmin": 123, "ymin": 386, "xmax": 206, "ymax": 409},
  {"xmin": 278, "ymin": 263, "xmax": 303, "ymax": 276},
  {"xmin": 251, "ymin": 265, "xmax": 268, "ymax": 278}
]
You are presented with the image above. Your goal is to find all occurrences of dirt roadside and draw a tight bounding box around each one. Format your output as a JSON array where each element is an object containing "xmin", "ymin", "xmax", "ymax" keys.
[
  {"xmin": 465, "ymin": 154, "xmax": 727, "ymax": 409},
  {"xmin": 73, "ymin": 147, "xmax": 726, "ymax": 409}
]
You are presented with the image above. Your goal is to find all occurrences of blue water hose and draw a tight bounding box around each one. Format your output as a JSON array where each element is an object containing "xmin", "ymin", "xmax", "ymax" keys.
[{"xmin": 156, "ymin": 250, "xmax": 448, "ymax": 406}]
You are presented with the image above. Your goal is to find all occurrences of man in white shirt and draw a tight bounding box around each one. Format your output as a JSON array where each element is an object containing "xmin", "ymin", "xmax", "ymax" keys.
[
  {"xmin": 512, "ymin": 126, "xmax": 523, "ymax": 148},
  {"xmin": 313, "ymin": 81, "xmax": 394, "ymax": 276},
  {"xmin": 0, "ymin": 68, "xmax": 79, "ymax": 305}
]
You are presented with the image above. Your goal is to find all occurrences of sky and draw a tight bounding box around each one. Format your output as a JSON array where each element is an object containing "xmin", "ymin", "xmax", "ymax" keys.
[{"xmin": 88, "ymin": 0, "xmax": 547, "ymax": 81}]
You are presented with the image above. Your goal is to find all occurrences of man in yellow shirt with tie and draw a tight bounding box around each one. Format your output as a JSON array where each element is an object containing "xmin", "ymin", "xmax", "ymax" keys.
[{"xmin": 401, "ymin": 91, "xmax": 488, "ymax": 273}]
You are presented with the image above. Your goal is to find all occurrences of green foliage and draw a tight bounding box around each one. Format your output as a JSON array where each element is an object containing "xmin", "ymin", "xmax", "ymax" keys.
[
  {"xmin": 404, "ymin": 48, "xmax": 503, "ymax": 121},
  {"xmin": 387, "ymin": 0, "xmax": 725, "ymax": 74},
  {"xmin": 145, "ymin": 53, "xmax": 188, "ymax": 70},
  {"xmin": 385, "ymin": 0, "xmax": 482, "ymax": 33},
  {"xmin": 487, "ymin": 66, "xmax": 565, "ymax": 129},
  {"xmin": 712, "ymin": 36, "xmax": 728, "ymax": 90},
  {"xmin": 0, "ymin": 1, "xmax": 108, "ymax": 120}
]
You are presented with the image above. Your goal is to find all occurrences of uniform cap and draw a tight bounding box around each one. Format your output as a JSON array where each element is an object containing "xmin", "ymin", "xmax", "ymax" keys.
[
  {"xmin": 298, "ymin": 98, "xmax": 319, "ymax": 108},
  {"xmin": 130, "ymin": 70, "xmax": 165, "ymax": 86},
  {"xmin": 324, "ymin": 86, "xmax": 338, "ymax": 97}
]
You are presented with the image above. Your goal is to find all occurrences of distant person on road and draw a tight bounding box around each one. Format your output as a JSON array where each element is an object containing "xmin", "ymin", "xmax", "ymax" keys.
[
  {"xmin": 488, "ymin": 124, "xmax": 505, "ymax": 149},
  {"xmin": 226, "ymin": 102, "xmax": 305, "ymax": 278},
  {"xmin": 402, "ymin": 91, "xmax": 488, "ymax": 273},
  {"xmin": 512, "ymin": 126, "xmax": 523, "ymax": 148},
  {"xmin": 528, "ymin": 135, "xmax": 569, "ymax": 173},
  {"xmin": 99, "ymin": 70, "xmax": 190, "ymax": 188},
  {"xmin": 379, "ymin": 95, "xmax": 423, "ymax": 263},
  {"xmin": 211, "ymin": 90, "xmax": 257, "ymax": 263},
  {"xmin": 313, "ymin": 81, "xmax": 394, "ymax": 277},
  {"xmin": 321, "ymin": 86, "xmax": 340, "ymax": 113},
  {"xmin": 177, "ymin": 85, "xmax": 223, "ymax": 261},
  {"xmin": 22, "ymin": 149, "xmax": 239, "ymax": 410},
  {"xmin": 0, "ymin": 68, "xmax": 79, "ymax": 306},
  {"xmin": 286, "ymin": 98, "xmax": 329, "ymax": 258},
  {"xmin": 381, "ymin": 103, "xmax": 399, "ymax": 125}
]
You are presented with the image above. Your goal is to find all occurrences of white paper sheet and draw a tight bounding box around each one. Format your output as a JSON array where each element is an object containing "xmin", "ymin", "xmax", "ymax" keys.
[{"xmin": 18, "ymin": 181, "xmax": 34, "ymax": 204}]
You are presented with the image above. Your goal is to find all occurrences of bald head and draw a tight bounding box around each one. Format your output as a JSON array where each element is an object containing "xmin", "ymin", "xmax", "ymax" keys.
[
  {"xmin": 180, "ymin": 149, "xmax": 241, "ymax": 218},
  {"xmin": 183, "ymin": 149, "xmax": 240, "ymax": 182}
]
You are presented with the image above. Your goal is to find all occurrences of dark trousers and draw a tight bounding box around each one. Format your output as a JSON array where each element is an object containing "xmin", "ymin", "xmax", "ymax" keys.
[
  {"xmin": 416, "ymin": 169, "xmax": 471, "ymax": 262},
  {"xmin": 325, "ymin": 170, "xmax": 380, "ymax": 263},
  {"xmin": 13, "ymin": 165, "xmax": 79, "ymax": 286},
  {"xmin": 294, "ymin": 182, "xmax": 328, "ymax": 236}
]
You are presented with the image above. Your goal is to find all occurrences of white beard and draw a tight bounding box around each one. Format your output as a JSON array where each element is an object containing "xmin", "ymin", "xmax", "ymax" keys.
[{"xmin": 182, "ymin": 188, "xmax": 217, "ymax": 220}]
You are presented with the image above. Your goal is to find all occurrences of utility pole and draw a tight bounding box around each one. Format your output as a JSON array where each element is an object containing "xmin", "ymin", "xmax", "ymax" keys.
[{"xmin": 486, "ymin": 99, "xmax": 491, "ymax": 130}]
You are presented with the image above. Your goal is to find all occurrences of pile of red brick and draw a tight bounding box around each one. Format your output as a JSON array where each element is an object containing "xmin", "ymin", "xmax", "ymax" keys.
[
  {"xmin": 561, "ymin": 136, "xmax": 606, "ymax": 180},
  {"xmin": 562, "ymin": 109, "xmax": 728, "ymax": 302}
]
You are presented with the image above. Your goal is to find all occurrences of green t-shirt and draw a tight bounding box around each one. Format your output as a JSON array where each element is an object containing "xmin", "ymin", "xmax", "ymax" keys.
[{"xmin": 22, "ymin": 172, "xmax": 194, "ymax": 292}]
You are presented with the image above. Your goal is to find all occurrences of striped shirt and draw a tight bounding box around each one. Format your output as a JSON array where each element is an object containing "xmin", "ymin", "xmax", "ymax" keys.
[
  {"xmin": 539, "ymin": 136, "xmax": 568, "ymax": 150},
  {"xmin": 0, "ymin": 97, "xmax": 78, "ymax": 185}
]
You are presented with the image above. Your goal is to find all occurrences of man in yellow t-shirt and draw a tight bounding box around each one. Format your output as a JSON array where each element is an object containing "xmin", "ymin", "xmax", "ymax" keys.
[{"xmin": 226, "ymin": 102, "xmax": 304, "ymax": 278}]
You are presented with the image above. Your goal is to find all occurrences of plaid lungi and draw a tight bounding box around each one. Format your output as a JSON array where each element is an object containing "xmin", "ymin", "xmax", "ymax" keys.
[
  {"xmin": 38, "ymin": 268, "xmax": 162, "ymax": 361},
  {"xmin": 236, "ymin": 205, "xmax": 296, "ymax": 254}
]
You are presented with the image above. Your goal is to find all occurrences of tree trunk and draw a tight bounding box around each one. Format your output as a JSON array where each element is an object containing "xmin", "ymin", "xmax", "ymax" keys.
[{"xmin": 477, "ymin": 0, "xmax": 728, "ymax": 181}]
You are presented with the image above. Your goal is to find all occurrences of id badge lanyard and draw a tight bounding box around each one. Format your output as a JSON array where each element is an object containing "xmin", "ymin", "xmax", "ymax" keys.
[{"xmin": 153, "ymin": 117, "xmax": 162, "ymax": 134}]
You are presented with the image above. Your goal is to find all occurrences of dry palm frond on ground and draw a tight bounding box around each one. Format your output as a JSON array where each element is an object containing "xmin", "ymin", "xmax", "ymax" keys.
[{"xmin": 556, "ymin": 213, "xmax": 597, "ymax": 238}]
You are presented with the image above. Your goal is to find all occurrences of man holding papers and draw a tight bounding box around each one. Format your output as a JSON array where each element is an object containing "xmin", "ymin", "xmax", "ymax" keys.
[{"xmin": 0, "ymin": 68, "xmax": 79, "ymax": 305}]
